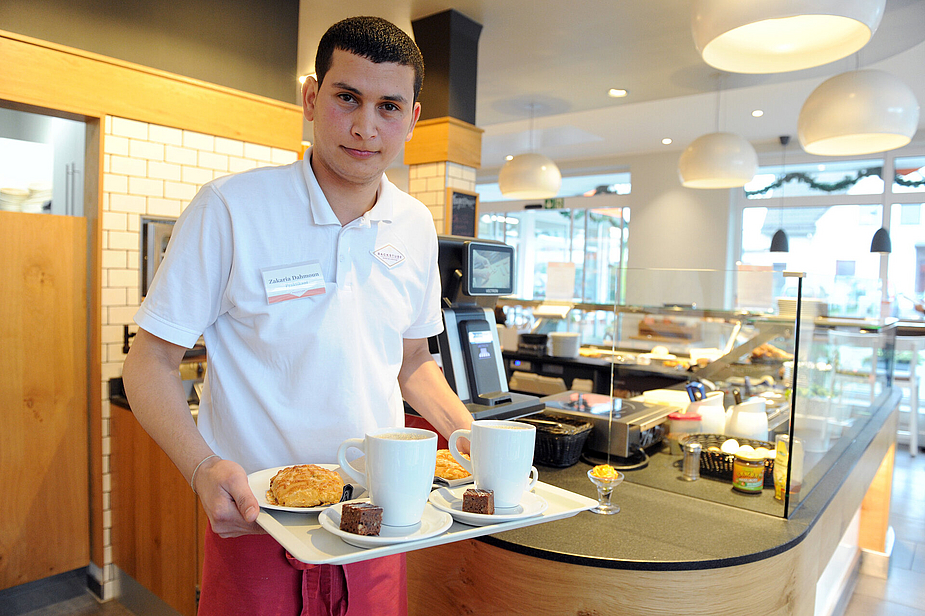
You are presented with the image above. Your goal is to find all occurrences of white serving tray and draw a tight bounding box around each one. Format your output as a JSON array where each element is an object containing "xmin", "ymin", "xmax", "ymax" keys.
[{"xmin": 256, "ymin": 481, "xmax": 596, "ymax": 565}]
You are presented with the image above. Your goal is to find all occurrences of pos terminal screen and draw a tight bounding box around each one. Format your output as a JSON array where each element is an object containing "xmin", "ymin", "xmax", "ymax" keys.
[{"xmin": 465, "ymin": 242, "xmax": 514, "ymax": 296}]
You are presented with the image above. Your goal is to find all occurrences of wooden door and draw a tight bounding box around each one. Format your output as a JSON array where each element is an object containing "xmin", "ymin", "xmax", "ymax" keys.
[{"xmin": 0, "ymin": 211, "xmax": 89, "ymax": 589}]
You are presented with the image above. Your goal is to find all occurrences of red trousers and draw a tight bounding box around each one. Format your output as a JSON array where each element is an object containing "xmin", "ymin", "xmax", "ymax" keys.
[{"xmin": 198, "ymin": 523, "xmax": 407, "ymax": 616}]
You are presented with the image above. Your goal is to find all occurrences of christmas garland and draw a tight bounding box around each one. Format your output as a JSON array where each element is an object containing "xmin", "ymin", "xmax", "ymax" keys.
[
  {"xmin": 745, "ymin": 168, "xmax": 883, "ymax": 197},
  {"xmin": 745, "ymin": 167, "xmax": 925, "ymax": 197},
  {"xmin": 894, "ymin": 173, "xmax": 925, "ymax": 188}
]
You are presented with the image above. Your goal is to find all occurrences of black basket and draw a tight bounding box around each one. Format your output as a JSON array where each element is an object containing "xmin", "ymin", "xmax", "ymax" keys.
[
  {"xmin": 680, "ymin": 434, "xmax": 775, "ymax": 488},
  {"xmin": 517, "ymin": 413, "xmax": 593, "ymax": 468}
]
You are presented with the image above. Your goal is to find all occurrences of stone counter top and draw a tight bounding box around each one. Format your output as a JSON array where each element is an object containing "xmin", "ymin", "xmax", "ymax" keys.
[{"xmin": 481, "ymin": 388, "xmax": 900, "ymax": 571}]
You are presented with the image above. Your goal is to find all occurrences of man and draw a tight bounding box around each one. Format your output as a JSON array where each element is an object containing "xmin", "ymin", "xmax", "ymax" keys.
[{"xmin": 122, "ymin": 16, "xmax": 472, "ymax": 615}]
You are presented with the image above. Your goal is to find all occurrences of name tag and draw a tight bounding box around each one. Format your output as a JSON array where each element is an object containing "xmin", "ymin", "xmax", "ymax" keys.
[{"xmin": 261, "ymin": 261, "xmax": 326, "ymax": 304}]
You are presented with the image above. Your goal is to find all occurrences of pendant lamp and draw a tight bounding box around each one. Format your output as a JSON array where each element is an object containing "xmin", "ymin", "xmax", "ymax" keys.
[
  {"xmin": 499, "ymin": 103, "xmax": 562, "ymax": 199},
  {"xmin": 679, "ymin": 80, "xmax": 757, "ymax": 189},
  {"xmin": 798, "ymin": 69, "xmax": 920, "ymax": 156},
  {"xmin": 770, "ymin": 136, "xmax": 790, "ymax": 252},
  {"xmin": 870, "ymin": 227, "xmax": 892, "ymax": 253},
  {"xmin": 692, "ymin": 0, "xmax": 886, "ymax": 74},
  {"xmin": 679, "ymin": 132, "xmax": 758, "ymax": 189}
]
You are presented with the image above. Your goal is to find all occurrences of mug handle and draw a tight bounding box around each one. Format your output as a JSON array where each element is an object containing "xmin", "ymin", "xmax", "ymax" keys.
[
  {"xmin": 448, "ymin": 429, "xmax": 473, "ymax": 473},
  {"xmin": 526, "ymin": 466, "xmax": 539, "ymax": 491},
  {"xmin": 336, "ymin": 438, "xmax": 367, "ymax": 489}
]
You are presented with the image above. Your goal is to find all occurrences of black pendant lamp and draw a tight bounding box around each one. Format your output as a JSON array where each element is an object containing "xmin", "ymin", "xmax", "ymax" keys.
[
  {"xmin": 870, "ymin": 227, "xmax": 892, "ymax": 253},
  {"xmin": 770, "ymin": 228, "xmax": 790, "ymax": 252},
  {"xmin": 770, "ymin": 135, "xmax": 790, "ymax": 253}
]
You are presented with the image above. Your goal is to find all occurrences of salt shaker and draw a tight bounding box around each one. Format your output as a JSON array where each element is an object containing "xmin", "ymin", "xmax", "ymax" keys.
[{"xmin": 682, "ymin": 442, "xmax": 701, "ymax": 481}]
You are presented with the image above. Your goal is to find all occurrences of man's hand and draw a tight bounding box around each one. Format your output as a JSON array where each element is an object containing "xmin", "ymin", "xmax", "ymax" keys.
[{"xmin": 194, "ymin": 457, "xmax": 263, "ymax": 537}]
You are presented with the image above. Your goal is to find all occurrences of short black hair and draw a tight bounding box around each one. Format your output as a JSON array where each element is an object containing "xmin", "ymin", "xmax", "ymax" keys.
[{"xmin": 315, "ymin": 16, "xmax": 425, "ymax": 102}]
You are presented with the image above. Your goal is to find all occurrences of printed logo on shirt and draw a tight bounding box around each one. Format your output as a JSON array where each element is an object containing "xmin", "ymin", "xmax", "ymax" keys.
[
  {"xmin": 371, "ymin": 244, "xmax": 405, "ymax": 269},
  {"xmin": 260, "ymin": 260, "xmax": 326, "ymax": 304}
]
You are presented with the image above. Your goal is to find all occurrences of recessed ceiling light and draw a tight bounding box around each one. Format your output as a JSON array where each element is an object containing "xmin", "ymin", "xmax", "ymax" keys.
[
  {"xmin": 505, "ymin": 155, "xmax": 514, "ymax": 161},
  {"xmin": 608, "ymin": 88, "xmax": 628, "ymax": 98},
  {"xmin": 752, "ymin": 109, "xmax": 764, "ymax": 117},
  {"xmin": 662, "ymin": 138, "xmax": 673, "ymax": 145}
]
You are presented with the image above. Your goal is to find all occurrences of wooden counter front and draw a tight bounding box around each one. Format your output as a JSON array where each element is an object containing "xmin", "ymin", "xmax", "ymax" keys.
[{"xmin": 110, "ymin": 400, "xmax": 206, "ymax": 616}]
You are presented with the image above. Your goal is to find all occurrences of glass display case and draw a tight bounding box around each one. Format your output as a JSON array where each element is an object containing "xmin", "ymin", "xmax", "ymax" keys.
[{"xmin": 499, "ymin": 269, "xmax": 898, "ymax": 519}]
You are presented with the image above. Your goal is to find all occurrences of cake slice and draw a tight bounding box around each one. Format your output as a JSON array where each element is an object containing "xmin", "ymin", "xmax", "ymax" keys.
[
  {"xmin": 462, "ymin": 488, "xmax": 494, "ymax": 515},
  {"xmin": 339, "ymin": 502, "xmax": 382, "ymax": 536}
]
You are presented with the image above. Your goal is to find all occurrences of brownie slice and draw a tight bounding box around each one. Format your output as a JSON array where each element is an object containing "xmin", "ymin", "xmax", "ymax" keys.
[
  {"xmin": 462, "ymin": 488, "xmax": 494, "ymax": 515},
  {"xmin": 339, "ymin": 503, "xmax": 382, "ymax": 536}
]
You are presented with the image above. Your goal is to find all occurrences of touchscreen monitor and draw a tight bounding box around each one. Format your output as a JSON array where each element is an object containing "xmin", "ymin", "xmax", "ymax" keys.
[{"xmin": 464, "ymin": 241, "xmax": 514, "ymax": 296}]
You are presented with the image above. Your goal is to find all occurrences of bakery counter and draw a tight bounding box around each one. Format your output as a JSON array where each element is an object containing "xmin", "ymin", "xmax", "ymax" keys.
[
  {"xmin": 502, "ymin": 350, "xmax": 692, "ymax": 396},
  {"xmin": 407, "ymin": 389, "xmax": 901, "ymax": 615}
]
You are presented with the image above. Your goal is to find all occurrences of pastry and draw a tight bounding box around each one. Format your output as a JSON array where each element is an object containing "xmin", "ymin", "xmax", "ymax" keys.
[
  {"xmin": 266, "ymin": 464, "xmax": 344, "ymax": 507},
  {"xmin": 462, "ymin": 488, "xmax": 494, "ymax": 515},
  {"xmin": 339, "ymin": 502, "xmax": 382, "ymax": 536},
  {"xmin": 435, "ymin": 449, "xmax": 471, "ymax": 480}
]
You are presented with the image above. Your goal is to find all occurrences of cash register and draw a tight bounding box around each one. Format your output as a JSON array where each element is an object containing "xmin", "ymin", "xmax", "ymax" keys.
[{"xmin": 432, "ymin": 236, "xmax": 544, "ymax": 420}]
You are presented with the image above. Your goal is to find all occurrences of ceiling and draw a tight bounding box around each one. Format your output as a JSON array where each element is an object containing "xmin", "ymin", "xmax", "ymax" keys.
[{"xmin": 297, "ymin": 0, "xmax": 925, "ymax": 183}]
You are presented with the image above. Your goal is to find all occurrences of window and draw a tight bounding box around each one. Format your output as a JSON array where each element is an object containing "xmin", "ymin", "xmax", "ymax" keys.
[
  {"xmin": 744, "ymin": 158, "xmax": 884, "ymax": 199},
  {"xmin": 893, "ymin": 156, "xmax": 925, "ymax": 194},
  {"xmin": 475, "ymin": 171, "xmax": 630, "ymax": 203},
  {"xmin": 478, "ymin": 205, "xmax": 628, "ymax": 304},
  {"xmin": 889, "ymin": 202, "xmax": 925, "ymax": 319},
  {"xmin": 741, "ymin": 203, "xmax": 884, "ymax": 317}
]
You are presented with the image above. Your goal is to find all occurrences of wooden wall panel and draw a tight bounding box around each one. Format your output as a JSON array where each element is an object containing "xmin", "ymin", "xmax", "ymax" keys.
[
  {"xmin": 0, "ymin": 30, "xmax": 302, "ymax": 152},
  {"xmin": 403, "ymin": 116, "xmax": 483, "ymax": 168},
  {"xmin": 0, "ymin": 212, "xmax": 88, "ymax": 589}
]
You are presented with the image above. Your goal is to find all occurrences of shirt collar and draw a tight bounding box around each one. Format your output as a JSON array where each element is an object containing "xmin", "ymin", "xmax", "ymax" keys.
[{"xmin": 300, "ymin": 148, "xmax": 394, "ymax": 226}]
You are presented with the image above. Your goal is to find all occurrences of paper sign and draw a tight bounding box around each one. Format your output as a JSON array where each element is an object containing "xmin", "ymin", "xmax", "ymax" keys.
[{"xmin": 545, "ymin": 262, "xmax": 576, "ymax": 301}]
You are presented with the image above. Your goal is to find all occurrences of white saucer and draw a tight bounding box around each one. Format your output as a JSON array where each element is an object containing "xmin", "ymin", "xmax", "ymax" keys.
[
  {"xmin": 248, "ymin": 464, "xmax": 360, "ymax": 513},
  {"xmin": 318, "ymin": 500, "xmax": 452, "ymax": 548},
  {"xmin": 428, "ymin": 485, "xmax": 549, "ymax": 526}
]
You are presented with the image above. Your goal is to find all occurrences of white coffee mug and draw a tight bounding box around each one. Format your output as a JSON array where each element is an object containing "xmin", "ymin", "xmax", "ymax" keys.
[
  {"xmin": 687, "ymin": 390, "xmax": 726, "ymax": 435},
  {"xmin": 337, "ymin": 427, "xmax": 437, "ymax": 527},
  {"xmin": 449, "ymin": 420, "xmax": 539, "ymax": 508}
]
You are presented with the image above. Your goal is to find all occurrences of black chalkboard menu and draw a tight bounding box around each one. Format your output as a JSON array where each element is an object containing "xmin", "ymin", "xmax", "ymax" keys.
[{"xmin": 447, "ymin": 188, "xmax": 479, "ymax": 237}]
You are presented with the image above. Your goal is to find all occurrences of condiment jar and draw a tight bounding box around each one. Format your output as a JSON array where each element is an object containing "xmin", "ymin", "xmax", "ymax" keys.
[
  {"xmin": 666, "ymin": 411, "xmax": 701, "ymax": 455},
  {"xmin": 682, "ymin": 442, "xmax": 701, "ymax": 481},
  {"xmin": 732, "ymin": 451, "xmax": 765, "ymax": 494}
]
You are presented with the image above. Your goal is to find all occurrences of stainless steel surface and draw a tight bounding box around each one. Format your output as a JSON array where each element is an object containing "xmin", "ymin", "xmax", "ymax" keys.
[{"xmin": 541, "ymin": 392, "xmax": 674, "ymax": 458}]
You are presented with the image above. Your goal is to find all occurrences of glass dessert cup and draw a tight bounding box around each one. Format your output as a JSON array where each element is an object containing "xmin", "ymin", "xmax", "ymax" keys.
[{"xmin": 588, "ymin": 468, "xmax": 624, "ymax": 514}]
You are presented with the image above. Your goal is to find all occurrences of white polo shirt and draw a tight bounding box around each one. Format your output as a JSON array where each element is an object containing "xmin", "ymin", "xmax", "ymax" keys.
[{"xmin": 135, "ymin": 154, "xmax": 443, "ymax": 473}]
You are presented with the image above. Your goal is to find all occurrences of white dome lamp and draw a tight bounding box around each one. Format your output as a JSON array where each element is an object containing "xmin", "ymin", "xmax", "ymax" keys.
[
  {"xmin": 499, "ymin": 103, "xmax": 562, "ymax": 199},
  {"xmin": 498, "ymin": 153, "xmax": 562, "ymax": 199},
  {"xmin": 692, "ymin": 0, "xmax": 886, "ymax": 74},
  {"xmin": 679, "ymin": 132, "xmax": 758, "ymax": 189},
  {"xmin": 798, "ymin": 69, "xmax": 920, "ymax": 156}
]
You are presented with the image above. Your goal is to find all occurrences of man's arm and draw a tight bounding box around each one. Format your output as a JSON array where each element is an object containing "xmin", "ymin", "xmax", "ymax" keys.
[
  {"xmin": 398, "ymin": 337, "xmax": 473, "ymax": 441},
  {"xmin": 122, "ymin": 328, "xmax": 260, "ymax": 537}
]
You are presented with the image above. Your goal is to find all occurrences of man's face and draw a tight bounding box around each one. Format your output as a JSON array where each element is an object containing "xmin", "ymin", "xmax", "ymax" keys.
[{"xmin": 303, "ymin": 49, "xmax": 421, "ymax": 190}]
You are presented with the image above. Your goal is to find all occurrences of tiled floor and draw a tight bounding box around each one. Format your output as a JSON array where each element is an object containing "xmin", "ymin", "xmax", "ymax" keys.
[
  {"xmin": 2, "ymin": 446, "xmax": 923, "ymax": 616},
  {"xmin": 0, "ymin": 570, "xmax": 134, "ymax": 616},
  {"xmin": 844, "ymin": 445, "xmax": 925, "ymax": 616}
]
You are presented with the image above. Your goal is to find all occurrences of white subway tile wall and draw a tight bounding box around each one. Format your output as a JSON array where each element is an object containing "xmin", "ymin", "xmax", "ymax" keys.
[
  {"xmin": 99, "ymin": 116, "xmax": 298, "ymax": 600},
  {"xmin": 407, "ymin": 161, "xmax": 477, "ymax": 233}
]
